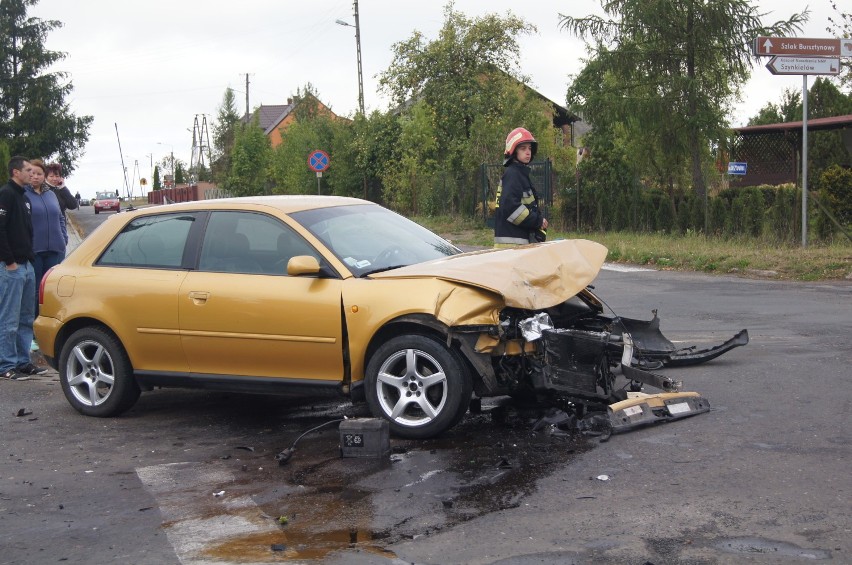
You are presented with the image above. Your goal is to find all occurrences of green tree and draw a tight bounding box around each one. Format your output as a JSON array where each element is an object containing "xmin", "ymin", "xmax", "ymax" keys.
[
  {"xmin": 378, "ymin": 3, "xmax": 557, "ymax": 212},
  {"xmin": 175, "ymin": 161, "xmax": 187, "ymax": 184},
  {"xmin": 806, "ymin": 78, "xmax": 852, "ymax": 180},
  {"xmin": 268, "ymin": 85, "xmax": 337, "ymax": 195},
  {"xmin": 152, "ymin": 165, "xmax": 161, "ymax": 191},
  {"xmin": 211, "ymin": 87, "xmax": 240, "ymax": 185},
  {"xmin": 560, "ymin": 1, "xmax": 806, "ymax": 198},
  {"xmin": 0, "ymin": 0, "xmax": 92, "ymax": 171},
  {"xmin": 380, "ymin": 100, "xmax": 439, "ymax": 215},
  {"xmin": 749, "ymin": 89, "xmax": 802, "ymax": 125},
  {"xmin": 826, "ymin": 0, "xmax": 851, "ymax": 90},
  {"xmin": 815, "ymin": 165, "xmax": 852, "ymax": 240},
  {"xmin": 227, "ymin": 119, "xmax": 270, "ymax": 196},
  {"xmin": 0, "ymin": 141, "xmax": 9, "ymax": 184}
]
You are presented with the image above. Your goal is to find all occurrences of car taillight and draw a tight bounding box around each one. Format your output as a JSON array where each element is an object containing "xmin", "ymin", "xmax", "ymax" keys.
[{"xmin": 39, "ymin": 266, "xmax": 55, "ymax": 305}]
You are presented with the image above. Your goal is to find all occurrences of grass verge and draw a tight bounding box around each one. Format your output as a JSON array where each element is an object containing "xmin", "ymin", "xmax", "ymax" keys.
[{"xmin": 415, "ymin": 216, "xmax": 852, "ymax": 282}]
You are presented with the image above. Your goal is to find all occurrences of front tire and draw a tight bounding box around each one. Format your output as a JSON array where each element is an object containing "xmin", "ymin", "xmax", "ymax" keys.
[
  {"xmin": 365, "ymin": 334, "xmax": 472, "ymax": 438},
  {"xmin": 58, "ymin": 327, "xmax": 140, "ymax": 417}
]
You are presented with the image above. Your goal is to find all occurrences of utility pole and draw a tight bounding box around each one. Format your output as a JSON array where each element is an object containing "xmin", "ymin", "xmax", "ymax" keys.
[
  {"xmin": 353, "ymin": 0, "xmax": 364, "ymax": 115},
  {"xmin": 243, "ymin": 73, "xmax": 251, "ymax": 120},
  {"xmin": 336, "ymin": 0, "xmax": 365, "ymax": 114},
  {"xmin": 336, "ymin": 1, "xmax": 367, "ymax": 198}
]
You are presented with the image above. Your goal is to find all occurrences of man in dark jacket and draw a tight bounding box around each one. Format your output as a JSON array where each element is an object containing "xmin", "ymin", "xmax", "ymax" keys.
[
  {"xmin": 0, "ymin": 156, "xmax": 37, "ymax": 380},
  {"xmin": 494, "ymin": 127, "xmax": 548, "ymax": 246}
]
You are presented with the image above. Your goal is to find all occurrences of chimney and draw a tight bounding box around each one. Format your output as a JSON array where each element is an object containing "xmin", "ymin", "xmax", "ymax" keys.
[{"xmin": 287, "ymin": 97, "xmax": 293, "ymax": 105}]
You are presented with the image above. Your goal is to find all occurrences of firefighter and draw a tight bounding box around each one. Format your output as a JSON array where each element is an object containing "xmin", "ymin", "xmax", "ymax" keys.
[{"xmin": 494, "ymin": 127, "xmax": 548, "ymax": 246}]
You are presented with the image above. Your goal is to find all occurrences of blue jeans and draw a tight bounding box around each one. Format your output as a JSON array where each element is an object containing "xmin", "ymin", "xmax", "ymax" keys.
[
  {"xmin": 0, "ymin": 261, "xmax": 36, "ymax": 372},
  {"xmin": 32, "ymin": 251, "xmax": 63, "ymax": 317}
]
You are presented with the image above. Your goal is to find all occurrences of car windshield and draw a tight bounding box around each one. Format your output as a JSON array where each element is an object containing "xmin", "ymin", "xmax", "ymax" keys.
[
  {"xmin": 97, "ymin": 192, "xmax": 117, "ymax": 199},
  {"xmin": 291, "ymin": 204, "xmax": 461, "ymax": 277}
]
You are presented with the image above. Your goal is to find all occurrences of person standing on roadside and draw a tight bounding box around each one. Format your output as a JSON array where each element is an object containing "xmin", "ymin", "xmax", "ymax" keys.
[
  {"xmin": 0, "ymin": 156, "xmax": 39, "ymax": 381},
  {"xmin": 493, "ymin": 127, "xmax": 548, "ymax": 247},
  {"xmin": 24, "ymin": 160, "xmax": 66, "ymax": 326},
  {"xmin": 45, "ymin": 163, "xmax": 78, "ymax": 258}
]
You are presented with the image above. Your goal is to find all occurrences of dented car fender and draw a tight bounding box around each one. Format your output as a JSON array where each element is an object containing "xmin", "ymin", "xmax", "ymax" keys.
[{"xmin": 341, "ymin": 278, "xmax": 504, "ymax": 383}]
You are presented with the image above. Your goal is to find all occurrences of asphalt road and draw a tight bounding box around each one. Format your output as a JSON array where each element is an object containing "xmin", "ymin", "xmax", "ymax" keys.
[{"xmin": 2, "ymin": 207, "xmax": 849, "ymax": 564}]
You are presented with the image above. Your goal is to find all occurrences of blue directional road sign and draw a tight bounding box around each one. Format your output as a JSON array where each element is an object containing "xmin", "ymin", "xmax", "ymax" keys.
[
  {"xmin": 308, "ymin": 150, "xmax": 330, "ymax": 172},
  {"xmin": 727, "ymin": 162, "xmax": 747, "ymax": 176}
]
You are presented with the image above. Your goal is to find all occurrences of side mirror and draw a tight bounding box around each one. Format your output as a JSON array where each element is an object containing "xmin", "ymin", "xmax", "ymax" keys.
[{"xmin": 287, "ymin": 255, "xmax": 321, "ymax": 276}]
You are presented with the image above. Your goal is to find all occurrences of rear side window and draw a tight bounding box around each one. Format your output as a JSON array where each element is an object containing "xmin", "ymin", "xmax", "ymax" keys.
[{"xmin": 97, "ymin": 214, "xmax": 195, "ymax": 268}]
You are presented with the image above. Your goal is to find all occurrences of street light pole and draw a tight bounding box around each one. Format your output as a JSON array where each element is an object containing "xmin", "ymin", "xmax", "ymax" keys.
[
  {"xmin": 337, "ymin": 0, "xmax": 367, "ymax": 199},
  {"xmin": 145, "ymin": 153, "xmax": 153, "ymax": 196},
  {"xmin": 353, "ymin": 0, "xmax": 364, "ymax": 115},
  {"xmin": 336, "ymin": 0, "xmax": 365, "ymax": 115}
]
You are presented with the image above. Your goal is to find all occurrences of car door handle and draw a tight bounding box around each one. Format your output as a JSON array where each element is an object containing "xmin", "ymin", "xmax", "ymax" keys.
[{"xmin": 188, "ymin": 291, "xmax": 210, "ymax": 304}]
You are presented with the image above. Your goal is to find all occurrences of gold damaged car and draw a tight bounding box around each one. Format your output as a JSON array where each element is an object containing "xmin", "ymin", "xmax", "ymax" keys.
[{"xmin": 35, "ymin": 196, "xmax": 747, "ymax": 438}]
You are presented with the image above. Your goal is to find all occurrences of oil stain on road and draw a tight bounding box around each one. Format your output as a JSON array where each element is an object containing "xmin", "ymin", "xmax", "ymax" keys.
[{"xmin": 137, "ymin": 398, "xmax": 590, "ymax": 563}]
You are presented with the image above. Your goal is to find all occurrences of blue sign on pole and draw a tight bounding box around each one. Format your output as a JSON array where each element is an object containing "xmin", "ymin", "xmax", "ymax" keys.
[
  {"xmin": 727, "ymin": 162, "xmax": 747, "ymax": 175},
  {"xmin": 308, "ymin": 150, "xmax": 330, "ymax": 172}
]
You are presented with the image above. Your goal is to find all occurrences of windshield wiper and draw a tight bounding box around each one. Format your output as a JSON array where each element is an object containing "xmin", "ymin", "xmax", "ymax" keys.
[{"xmin": 362, "ymin": 264, "xmax": 408, "ymax": 276}]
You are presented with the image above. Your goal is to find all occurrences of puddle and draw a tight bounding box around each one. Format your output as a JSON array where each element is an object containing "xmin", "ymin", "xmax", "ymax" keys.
[
  {"xmin": 253, "ymin": 404, "xmax": 591, "ymax": 550},
  {"xmin": 203, "ymin": 528, "xmax": 395, "ymax": 562},
  {"xmin": 138, "ymin": 393, "xmax": 591, "ymax": 562}
]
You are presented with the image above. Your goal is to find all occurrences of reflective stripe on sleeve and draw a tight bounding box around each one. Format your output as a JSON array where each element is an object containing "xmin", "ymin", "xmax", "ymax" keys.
[{"xmin": 507, "ymin": 205, "xmax": 530, "ymax": 225}]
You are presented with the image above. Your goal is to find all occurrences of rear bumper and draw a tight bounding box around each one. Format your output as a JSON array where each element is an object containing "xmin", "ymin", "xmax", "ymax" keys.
[{"xmin": 33, "ymin": 316, "xmax": 62, "ymax": 369}]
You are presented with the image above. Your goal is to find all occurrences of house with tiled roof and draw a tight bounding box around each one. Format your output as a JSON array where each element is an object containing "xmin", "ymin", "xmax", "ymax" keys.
[{"xmin": 244, "ymin": 95, "xmax": 342, "ymax": 148}]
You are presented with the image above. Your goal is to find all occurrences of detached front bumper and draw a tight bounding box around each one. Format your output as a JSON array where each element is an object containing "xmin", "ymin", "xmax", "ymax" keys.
[{"xmin": 608, "ymin": 391, "xmax": 710, "ymax": 433}]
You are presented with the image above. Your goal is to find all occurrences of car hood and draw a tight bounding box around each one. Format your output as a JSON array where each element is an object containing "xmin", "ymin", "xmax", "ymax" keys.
[{"xmin": 369, "ymin": 239, "xmax": 608, "ymax": 310}]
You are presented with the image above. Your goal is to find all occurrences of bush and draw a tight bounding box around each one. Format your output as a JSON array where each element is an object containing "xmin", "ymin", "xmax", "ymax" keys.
[
  {"xmin": 689, "ymin": 196, "xmax": 705, "ymax": 233},
  {"xmin": 769, "ymin": 185, "xmax": 797, "ymax": 242},
  {"xmin": 656, "ymin": 196, "xmax": 675, "ymax": 233},
  {"xmin": 614, "ymin": 192, "xmax": 630, "ymax": 231},
  {"xmin": 815, "ymin": 165, "xmax": 852, "ymax": 240},
  {"xmin": 709, "ymin": 197, "xmax": 728, "ymax": 236},
  {"xmin": 729, "ymin": 187, "xmax": 764, "ymax": 237}
]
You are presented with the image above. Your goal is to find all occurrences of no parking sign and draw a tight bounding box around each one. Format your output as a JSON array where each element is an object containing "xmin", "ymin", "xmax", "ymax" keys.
[
  {"xmin": 308, "ymin": 150, "xmax": 330, "ymax": 173},
  {"xmin": 308, "ymin": 150, "xmax": 330, "ymax": 194}
]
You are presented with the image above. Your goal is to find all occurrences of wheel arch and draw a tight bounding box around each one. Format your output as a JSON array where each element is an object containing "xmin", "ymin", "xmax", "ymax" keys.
[
  {"xmin": 53, "ymin": 317, "xmax": 129, "ymax": 367},
  {"xmin": 364, "ymin": 314, "xmax": 479, "ymax": 384}
]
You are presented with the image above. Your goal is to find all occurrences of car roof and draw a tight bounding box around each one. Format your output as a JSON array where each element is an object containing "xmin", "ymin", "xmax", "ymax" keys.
[{"xmin": 137, "ymin": 195, "xmax": 369, "ymax": 214}]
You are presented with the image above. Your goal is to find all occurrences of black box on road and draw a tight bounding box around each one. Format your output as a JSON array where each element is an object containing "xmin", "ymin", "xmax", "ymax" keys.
[{"xmin": 339, "ymin": 418, "xmax": 390, "ymax": 458}]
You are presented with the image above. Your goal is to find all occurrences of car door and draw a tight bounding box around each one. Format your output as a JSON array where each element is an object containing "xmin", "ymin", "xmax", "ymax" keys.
[
  {"xmin": 178, "ymin": 210, "xmax": 345, "ymax": 382},
  {"xmin": 93, "ymin": 212, "xmax": 197, "ymax": 373}
]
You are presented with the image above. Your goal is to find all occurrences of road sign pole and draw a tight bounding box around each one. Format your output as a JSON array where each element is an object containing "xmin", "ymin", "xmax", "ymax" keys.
[
  {"xmin": 802, "ymin": 75, "xmax": 808, "ymax": 248},
  {"xmin": 752, "ymin": 35, "xmax": 848, "ymax": 247}
]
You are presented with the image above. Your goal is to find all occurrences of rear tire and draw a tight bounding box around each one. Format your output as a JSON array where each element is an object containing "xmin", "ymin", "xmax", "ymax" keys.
[
  {"xmin": 365, "ymin": 334, "xmax": 472, "ymax": 438},
  {"xmin": 59, "ymin": 327, "xmax": 140, "ymax": 417}
]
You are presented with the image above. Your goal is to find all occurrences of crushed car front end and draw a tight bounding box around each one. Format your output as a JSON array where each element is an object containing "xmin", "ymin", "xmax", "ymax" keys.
[{"xmin": 372, "ymin": 239, "xmax": 747, "ymax": 434}]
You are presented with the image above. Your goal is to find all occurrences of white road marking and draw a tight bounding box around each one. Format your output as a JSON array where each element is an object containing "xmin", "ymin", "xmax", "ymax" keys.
[{"xmin": 137, "ymin": 462, "xmax": 279, "ymax": 564}]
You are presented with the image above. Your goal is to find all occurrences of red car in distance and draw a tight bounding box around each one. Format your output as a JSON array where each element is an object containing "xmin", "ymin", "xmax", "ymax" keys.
[{"xmin": 93, "ymin": 191, "xmax": 121, "ymax": 214}]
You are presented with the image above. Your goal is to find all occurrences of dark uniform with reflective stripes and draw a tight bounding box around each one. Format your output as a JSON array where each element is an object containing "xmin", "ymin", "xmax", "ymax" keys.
[{"xmin": 494, "ymin": 161, "xmax": 545, "ymax": 246}]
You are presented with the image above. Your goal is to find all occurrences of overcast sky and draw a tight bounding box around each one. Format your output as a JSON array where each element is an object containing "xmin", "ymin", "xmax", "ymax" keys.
[{"xmin": 29, "ymin": 0, "xmax": 841, "ymax": 198}]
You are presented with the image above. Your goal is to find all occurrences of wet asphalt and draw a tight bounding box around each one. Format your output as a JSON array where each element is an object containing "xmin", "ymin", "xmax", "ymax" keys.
[{"xmin": 2, "ymin": 207, "xmax": 849, "ymax": 564}]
